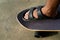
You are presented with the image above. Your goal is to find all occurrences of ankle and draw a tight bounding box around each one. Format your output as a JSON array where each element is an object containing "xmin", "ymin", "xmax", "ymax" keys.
[
  {"xmin": 41, "ymin": 7, "xmax": 51, "ymax": 17},
  {"xmin": 41, "ymin": 6, "xmax": 56, "ymax": 17}
]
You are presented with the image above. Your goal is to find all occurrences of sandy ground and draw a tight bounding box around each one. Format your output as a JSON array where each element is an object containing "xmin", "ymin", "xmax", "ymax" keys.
[{"xmin": 0, "ymin": 0, "xmax": 60, "ymax": 40}]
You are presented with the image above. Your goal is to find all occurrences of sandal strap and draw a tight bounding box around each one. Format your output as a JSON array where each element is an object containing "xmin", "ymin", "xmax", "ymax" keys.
[
  {"xmin": 37, "ymin": 6, "xmax": 44, "ymax": 19},
  {"xmin": 28, "ymin": 7, "xmax": 36, "ymax": 20},
  {"xmin": 37, "ymin": 6, "xmax": 51, "ymax": 19}
]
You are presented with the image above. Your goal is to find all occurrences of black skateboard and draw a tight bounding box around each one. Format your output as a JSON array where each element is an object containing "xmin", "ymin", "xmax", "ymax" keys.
[{"xmin": 17, "ymin": 5, "xmax": 60, "ymax": 31}]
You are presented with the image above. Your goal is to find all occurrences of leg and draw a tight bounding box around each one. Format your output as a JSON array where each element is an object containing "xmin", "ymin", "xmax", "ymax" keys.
[
  {"xmin": 24, "ymin": 0, "xmax": 60, "ymax": 19},
  {"xmin": 42, "ymin": 0, "xmax": 60, "ymax": 17}
]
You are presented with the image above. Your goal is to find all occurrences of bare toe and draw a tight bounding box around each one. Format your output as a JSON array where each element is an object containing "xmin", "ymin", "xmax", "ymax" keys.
[{"xmin": 24, "ymin": 11, "xmax": 29, "ymax": 19}]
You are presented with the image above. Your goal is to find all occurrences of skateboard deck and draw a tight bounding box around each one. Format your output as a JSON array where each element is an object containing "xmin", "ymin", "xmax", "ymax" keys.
[{"xmin": 17, "ymin": 5, "xmax": 60, "ymax": 31}]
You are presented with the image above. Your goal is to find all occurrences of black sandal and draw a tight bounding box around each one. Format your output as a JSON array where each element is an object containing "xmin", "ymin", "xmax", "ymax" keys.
[
  {"xmin": 23, "ymin": 6, "xmax": 53, "ymax": 21},
  {"xmin": 17, "ymin": 5, "xmax": 60, "ymax": 30}
]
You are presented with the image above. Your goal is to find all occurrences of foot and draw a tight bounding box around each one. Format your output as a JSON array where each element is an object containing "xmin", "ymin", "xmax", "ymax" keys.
[{"xmin": 24, "ymin": 7, "xmax": 57, "ymax": 20}]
